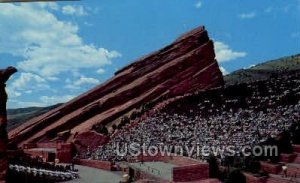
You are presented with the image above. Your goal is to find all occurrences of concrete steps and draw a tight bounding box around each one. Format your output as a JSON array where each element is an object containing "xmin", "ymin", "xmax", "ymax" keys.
[
  {"xmin": 267, "ymin": 174, "xmax": 300, "ymax": 183},
  {"xmin": 260, "ymin": 161, "xmax": 282, "ymax": 174},
  {"xmin": 280, "ymin": 153, "xmax": 297, "ymax": 163},
  {"xmin": 219, "ymin": 145, "xmax": 300, "ymax": 182},
  {"xmin": 285, "ymin": 163, "xmax": 300, "ymax": 178},
  {"xmin": 261, "ymin": 145, "xmax": 300, "ymax": 183}
]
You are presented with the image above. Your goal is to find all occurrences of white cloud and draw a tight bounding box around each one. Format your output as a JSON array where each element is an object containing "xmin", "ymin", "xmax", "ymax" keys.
[
  {"xmin": 6, "ymin": 89, "xmax": 22, "ymax": 98},
  {"xmin": 220, "ymin": 67, "xmax": 229, "ymax": 76},
  {"xmin": 10, "ymin": 72, "xmax": 46, "ymax": 89},
  {"xmin": 40, "ymin": 95, "xmax": 74, "ymax": 106},
  {"xmin": 214, "ymin": 41, "xmax": 247, "ymax": 62},
  {"xmin": 238, "ymin": 12, "xmax": 256, "ymax": 19},
  {"xmin": 66, "ymin": 76, "xmax": 100, "ymax": 90},
  {"xmin": 96, "ymin": 68, "xmax": 105, "ymax": 74},
  {"xmin": 73, "ymin": 77, "xmax": 100, "ymax": 86},
  {"xmin": 243, "ymin": 64, "xmax": 256, "ymax": 69},
  {"xmin": 0, "ymin": 3, "xmax": 119, "ymax": 108},
  {"xmin": 62, "ymin": 5, "xmax": 87, "ymax": 16},
  {"xmin": 40, "ymin": 2, "xmax": 59, "ymax": 11},
  {"xmin": 0, "ymin": 3, "xmax": 121, "ymax": 77},
  {"xmin": 6, "ymin": 72, "xmax": 50, "ymax": 99},
  {"xmin": 25, "ymin": 90, "xmax": 33, "ymax": 94},
  {"xmin": 248, "ymin": 64, "xmax": 256, "ymax": 68},
  {"xmin": 195, "ymin": 1, "xmax": 202, "ymax": 8}
]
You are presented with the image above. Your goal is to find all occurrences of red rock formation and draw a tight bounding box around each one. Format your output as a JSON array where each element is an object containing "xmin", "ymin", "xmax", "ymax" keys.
[
  {"xmin": 73, "ymin": 131, "xmax": 109, "ymax": 152},
  {"xmin": 0, "ymin": 66, "xmax": 17, "ymax": 183},
  {"xmin": 9, "ymin": 26, "xmax": 224, "ymax": 148}
]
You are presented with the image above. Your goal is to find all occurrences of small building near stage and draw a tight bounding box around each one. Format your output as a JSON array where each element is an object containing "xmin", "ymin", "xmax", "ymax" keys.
[{"xmin": 23, "ymin": 142, "xmax": 73, "ymax": 163}]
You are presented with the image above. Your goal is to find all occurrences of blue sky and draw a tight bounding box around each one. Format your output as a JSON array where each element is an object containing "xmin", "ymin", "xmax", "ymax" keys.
[{"xmin": 0, "ymin": 0, "xmax": 299, "ymax": 108}]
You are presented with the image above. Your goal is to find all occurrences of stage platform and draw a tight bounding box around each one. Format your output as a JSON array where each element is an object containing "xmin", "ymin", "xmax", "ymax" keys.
[{"xmin": 129, "ymin": 162, "xmax": 177, "ymax": 181}]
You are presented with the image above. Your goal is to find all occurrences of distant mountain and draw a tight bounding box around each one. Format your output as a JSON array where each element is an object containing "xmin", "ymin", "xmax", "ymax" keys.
[
  {"xmin": 7, "ymin": 104, "xmax": 61, "ymax": 131},
  {"xmin": 225, "ymin": 54, "xmax": 300, "ymax": 86}
]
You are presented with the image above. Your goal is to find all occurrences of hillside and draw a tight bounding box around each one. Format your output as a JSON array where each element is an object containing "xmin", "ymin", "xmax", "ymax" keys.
[
  {"xmin": 225, "ymin": 54, "xmax": 300, "ymax": 86},
  {"xmin": 7, "ymin": 104, "xmax": 61, "ymax": 131}
]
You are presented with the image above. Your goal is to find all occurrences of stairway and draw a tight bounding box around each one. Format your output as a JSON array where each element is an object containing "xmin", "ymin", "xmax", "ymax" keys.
[{"xmin": 262, "ymin": 144, "xmax": 300, "ymax": 183}]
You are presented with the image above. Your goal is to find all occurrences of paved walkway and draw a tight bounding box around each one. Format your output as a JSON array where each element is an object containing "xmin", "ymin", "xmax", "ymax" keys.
[
  {"xmin": 65, "ymin": 165, "xmax": 123, "ymax": 183},
  {"xmin": 269, "ymin": 174, "xmax": 300, "ymax": 183}
]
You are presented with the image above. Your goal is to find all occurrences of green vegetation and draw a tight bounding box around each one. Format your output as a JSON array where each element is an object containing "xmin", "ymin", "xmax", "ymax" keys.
[{"xmin": 225, "ymin": 54, "xmax": 300, "ymax": 86}]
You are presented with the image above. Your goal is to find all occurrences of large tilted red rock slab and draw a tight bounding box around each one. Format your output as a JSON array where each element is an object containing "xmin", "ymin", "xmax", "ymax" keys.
[{"xmin": 8, "ymin": 26, "xmax": 224, "ymax": 147}]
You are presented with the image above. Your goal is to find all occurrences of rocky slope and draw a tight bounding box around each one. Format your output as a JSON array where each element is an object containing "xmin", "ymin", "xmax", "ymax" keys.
[{"xmin": 8, "ymin": 26, "xmax": 224, "ymax": 147}]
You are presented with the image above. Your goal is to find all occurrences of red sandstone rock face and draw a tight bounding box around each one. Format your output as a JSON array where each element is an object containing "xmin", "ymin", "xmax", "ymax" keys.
[
  {"xmin": 73, "ymin": 131, "xmax": 109, "ymax": 151},
  {"xmin": 0, "ymin": 66, "xmax": 18, "ymax": 183},
  {"xmin": 8, "ymin": 26, "xmax": 224, "ymax": 147}
]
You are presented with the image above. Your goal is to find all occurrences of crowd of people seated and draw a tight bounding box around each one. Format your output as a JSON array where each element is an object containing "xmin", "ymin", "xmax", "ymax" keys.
[
  {"xmin": 80, "ymin": 74, "xmax": 300, "ymax": 166},
  {"xmin": 7, "ymin": 156, "xmax": 78, "ymax": 183}
]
